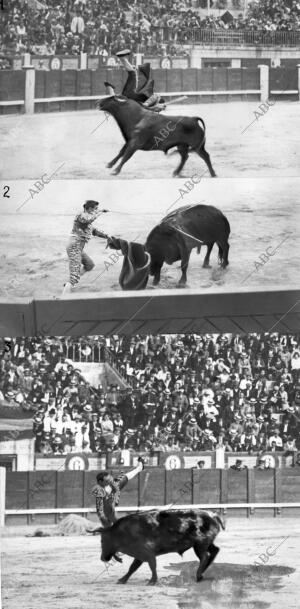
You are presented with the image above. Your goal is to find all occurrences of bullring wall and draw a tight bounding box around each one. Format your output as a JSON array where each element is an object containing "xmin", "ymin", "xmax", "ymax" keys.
[{"xmin": 4, "ymin": 467, "xmax": 300, "ymax": 525}]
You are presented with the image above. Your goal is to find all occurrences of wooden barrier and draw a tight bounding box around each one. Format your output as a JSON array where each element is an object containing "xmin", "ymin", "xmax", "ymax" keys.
[
  {"xmin": 1, "ymin": 65, "xmax": 299, "ymax": 115},
  {"xmin": 4, "ymin": 468, "xmax": 300, "ymax": 525},
  {"xmin": 0, "ymin": 287, "xmax": 299, "ymax": 337}
]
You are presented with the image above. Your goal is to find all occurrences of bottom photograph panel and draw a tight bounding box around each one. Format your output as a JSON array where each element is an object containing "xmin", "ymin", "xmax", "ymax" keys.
[{"xmin": 1, "ymin": 332, "xmax": 300, "ymax": 609}]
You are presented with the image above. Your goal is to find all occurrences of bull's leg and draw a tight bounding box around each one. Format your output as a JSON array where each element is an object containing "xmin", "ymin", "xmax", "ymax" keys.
[
  {"xmin": 107, "ymin": 144, "xmax": 127, "ymax": 169},
  {"xmin": 218, "ymin": 242, "xmax": 230, "ymax": 268},
  {"xmin": 173, "ymin": 144, "xmax": 189, "ymax": 177},
  {"xmin": 151, "ymin": 262, "xmax": 163, "ymax": 285},
  {"xmin": 113, "ymin": 141, "xmax": 138, "ymax": 175},
  {"xmin": 193, "ymin": 544, "xmax": 210, "ymax": 582},
  {"xmin": 178, "ymin": 250, "xmax": 191, "ymax": 286},
  {"xmin": 203, "ymin": 543, "xmax": 219, "ymax": 572},
  {"xmin": 117, "ymin": 558, "xmax": 143, "ymax": 584},
  {"xmin": 203, "ymin": 242, "xmax": 214, "ymax": 268},
  {"xmin": 196, "ymin": 145, "xmax": 216, "ymax": 177},
  {"xmin": 147, "ymin": 555, "xmax": 158, "ymax": 585}
]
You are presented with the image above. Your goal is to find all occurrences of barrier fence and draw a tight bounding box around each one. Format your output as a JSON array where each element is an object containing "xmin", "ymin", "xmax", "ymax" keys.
[
  {"xmin": 0, "ymin": 65, "xmax": 299, "ymax": 115},
  {"xmin": 1, "ymin": 467, "xmax": 300, "ymax": 525},
  {"xmin": 0, "ymin": 287, "xmax": 299, "ymax": 338}
]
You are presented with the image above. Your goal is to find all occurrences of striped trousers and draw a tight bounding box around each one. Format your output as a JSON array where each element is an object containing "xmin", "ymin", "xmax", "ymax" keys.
[{"xmin": 66, "ymin": 236, "xmax": 94, "ymax": 287}]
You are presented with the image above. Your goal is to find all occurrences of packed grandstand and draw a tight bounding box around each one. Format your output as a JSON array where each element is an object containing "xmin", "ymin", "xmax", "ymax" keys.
[
  {"xmin": 0, "ymin": 334, "xmax": 299, "ymax": 458},
  {"xmin": 0, "ymin": 0, "xmax": 299, "ymax": 65}
]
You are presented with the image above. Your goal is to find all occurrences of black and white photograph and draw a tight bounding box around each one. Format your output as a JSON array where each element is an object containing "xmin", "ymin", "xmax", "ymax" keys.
[
  {"xmin": 0, "ymin": 0, "xmax": 300, "ymax": 608},
  {"xmin": 1, "ymin": 332, "xmax": 300, "ymax": 609}
]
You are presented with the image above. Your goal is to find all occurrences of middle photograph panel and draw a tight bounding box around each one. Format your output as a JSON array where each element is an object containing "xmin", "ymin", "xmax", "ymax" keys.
[{"xmin": 1, "ymin": 176, "xmax": 297, "ymax": 300}]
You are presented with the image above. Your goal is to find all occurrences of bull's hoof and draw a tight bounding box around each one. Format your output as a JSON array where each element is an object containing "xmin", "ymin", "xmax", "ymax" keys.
[
  {"xmin": 112, "ymin": 169, "xmax": 121, "ymax": 175},
  {"xmin": 196, "ymin": 575, "xmax": 203, "ymax": 582},
  {"xmin": 202, "ymin": 264, "xmax": 211, "ymax": 269},
  {"xmin": 177, "ymin": 281, "xmax": 187, "ymax": 288},
  {"xmin": 106, "ymin": 162, "xmax": 114, "ymax": 169},
  {"xmin": 147, "ymin": 580, "xmax": 157, "ymax": 586},
  {"xmin": 117, "ymin": 577, "xmax": 127, "ymax": 584}
]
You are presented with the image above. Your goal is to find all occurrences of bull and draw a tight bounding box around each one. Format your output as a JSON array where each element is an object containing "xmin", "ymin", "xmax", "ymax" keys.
[
  {"xmin": 93, "ymin": 509, "xmax": 224, "ymax": 585},
  {"xmin": 96, "ymin": 96, "xmax": 216, "ymax": 178},
  {"xmin": 145, "ymin": 204, "xmax": 230, "ymax": 286}
]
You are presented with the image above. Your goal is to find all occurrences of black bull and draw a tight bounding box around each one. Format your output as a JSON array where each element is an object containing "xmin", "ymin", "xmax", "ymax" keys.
[
  {"xmin": 108, "ymin": 204, "xmax": 230, "ymax": 287},
  {"xmin": 92, "ymin": 509, "xmax": 225, "ymax": 585},
  {"xmin": 97, "ymin": 96, "xmax": 216, "ymax": 177}
]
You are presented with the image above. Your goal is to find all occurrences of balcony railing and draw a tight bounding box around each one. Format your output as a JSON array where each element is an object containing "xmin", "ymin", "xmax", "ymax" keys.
[{"xmin": 152, "ymin": 27, "xmax": 300, "ymax": 48}]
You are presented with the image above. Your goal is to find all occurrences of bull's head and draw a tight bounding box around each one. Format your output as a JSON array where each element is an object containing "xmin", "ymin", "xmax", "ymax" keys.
[{"xmin": 96, "ymin": 95, "xmax": 128, "ymax": 112}]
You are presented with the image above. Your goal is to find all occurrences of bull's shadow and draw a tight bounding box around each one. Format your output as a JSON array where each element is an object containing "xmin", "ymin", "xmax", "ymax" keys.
[{"xmin": 160, "ymin": 562, "xmax": 294, "ymax": 609}]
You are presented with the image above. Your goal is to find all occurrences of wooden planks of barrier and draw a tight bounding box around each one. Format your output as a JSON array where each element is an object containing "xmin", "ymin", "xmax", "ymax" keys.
[{"xmin": 0, "ymin": 287, "xmax": 299, "ymax": 337}]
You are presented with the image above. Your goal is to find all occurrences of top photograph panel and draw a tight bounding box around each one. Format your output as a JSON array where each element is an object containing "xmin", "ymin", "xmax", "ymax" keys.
[{"xmin": 0, "ymin": 0, "xmax": 300, "ymax": 180}]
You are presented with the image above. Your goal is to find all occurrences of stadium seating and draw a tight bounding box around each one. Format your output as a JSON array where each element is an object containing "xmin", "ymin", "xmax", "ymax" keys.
[
  {"xmin": 1, "ymin": 0, "xmax": 299, "ymax": 66},
  {"xmin": 0, "ymin": 334, "xmax": 299, "ymax": 458}
]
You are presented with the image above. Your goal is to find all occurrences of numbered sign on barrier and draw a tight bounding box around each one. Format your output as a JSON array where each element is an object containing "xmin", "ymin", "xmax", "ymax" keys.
[
  {"xmin": 65, "ymin": 453, "xmax": 89, "ymax": 470},
  {"xmin": 49, "ymin": 56, "xmax": 62, "ymax": 71},
  {"xmin": 164, "ymin": 454, "xmax": 183, "ymax": 470}
]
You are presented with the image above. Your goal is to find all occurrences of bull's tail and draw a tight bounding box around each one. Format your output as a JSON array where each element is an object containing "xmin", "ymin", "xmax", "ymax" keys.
[
  {"xmin": 214, "ymin": 513, "xmax": 226, "ymax": 531},
  {"xmin": 222, "ymin": 215, "xmax": 231, "ymax": 238},
  {"xmin": 196, "ymin": 117, "xmax": 206, "ymax": 133}
]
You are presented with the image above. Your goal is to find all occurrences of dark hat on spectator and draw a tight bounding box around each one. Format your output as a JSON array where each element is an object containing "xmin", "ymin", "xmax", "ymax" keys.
[
  {"xmin": 53, "ymin": 435, "xmax": 62, "ymax": 444},
  {"xmin": 164, "ymin": 388, "xmax": 171, "ymax": 394},
  {"xmin": 250, "ymin": 398, "xmax": 256, "ymax": 403},
  {"xmin": 257, "ymin": 415, "xmax": 264, "ymax": 421},
  {"xmin": 6, "ymin": 391, "xmax": 15, "ymax": 397},
  {"xmin": 229, "ymin": 429, "xmax": 238, "ymax": 435},
  {"xmin": 207, "ymin": 399, "xmax": 215, "ymax": 405},
  {"xmin": 126, "ymin": 429, "xmax": 135, "ymax": 435},
  {"xmin": 203, "ymin": 428, "xmax": 212, "ymax": 436},
  {"xmin": 246, "ymin": 413, "xmax": 253, "ymax": 419},
  {"xmin": 34, "ymin": 416, "xmax": 42, "ymax": 423},
  {"xmin": 193, "ymin": 397, "xmax": 200, "ymax": 403},
  {"xmin": 189, "ymin": 417, "xmax": 197, "ymax": 424},
  {"xmin": 260, "ymin": 397, "xmax": 268, "ymax": 403}
]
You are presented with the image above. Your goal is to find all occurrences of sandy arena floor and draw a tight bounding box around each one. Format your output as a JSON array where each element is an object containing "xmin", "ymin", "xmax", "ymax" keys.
[
  {"xmin": 1, "ymin": 518, "xmax": 299, "ymax": 609},
  {"xmin": 0, "ymin": 177, "xmax": 299, "ymax": 299},
  {"xmin": 0, "ymin": 102, "xmax": 299, "ymax": 180}
]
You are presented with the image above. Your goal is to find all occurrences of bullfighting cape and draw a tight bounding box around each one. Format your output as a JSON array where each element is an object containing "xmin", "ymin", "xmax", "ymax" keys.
[{"xmin": 108, "ymin": 237, "xmax": 150, "ymax": 290}]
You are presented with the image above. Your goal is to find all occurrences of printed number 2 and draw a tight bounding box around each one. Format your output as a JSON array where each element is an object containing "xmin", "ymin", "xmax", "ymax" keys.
[{"xmin": 3, "ymin": 186, "xmax": 10, "ymax": 198}]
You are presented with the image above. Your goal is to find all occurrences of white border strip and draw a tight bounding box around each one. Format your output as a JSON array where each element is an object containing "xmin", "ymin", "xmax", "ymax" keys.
[
  {"xmin": 0, "ymin": 100, "xmax": 24, "ymax": 106},
  {"xmin": 0, "ymin": 90, "xmax": 261, "ymax": 107},
  {"xmin": 5, "ymin": 503, "xmax": 300, "ymax": 515}
]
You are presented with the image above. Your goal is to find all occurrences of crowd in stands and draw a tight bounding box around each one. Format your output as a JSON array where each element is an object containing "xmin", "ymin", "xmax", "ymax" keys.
[
  {"xmin": 0, "ymin": 334, "xmax": 300, "ymax": 461},
  {"xmin": 0, "ymin": 0, "xmax": 299, "ymax": 65}
]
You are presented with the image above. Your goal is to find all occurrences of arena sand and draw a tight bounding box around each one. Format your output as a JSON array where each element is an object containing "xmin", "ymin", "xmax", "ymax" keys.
[
  {"xmin": 0, "ymin": 176, "xmax": 298, "ymax": 299},
  {"xmin": 0, "ymin": 102, "xmax": 299, "ymax": 179},
  {"xmin": 1, "ymin": 518, "xmax": 299, "ymax": 609}
]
